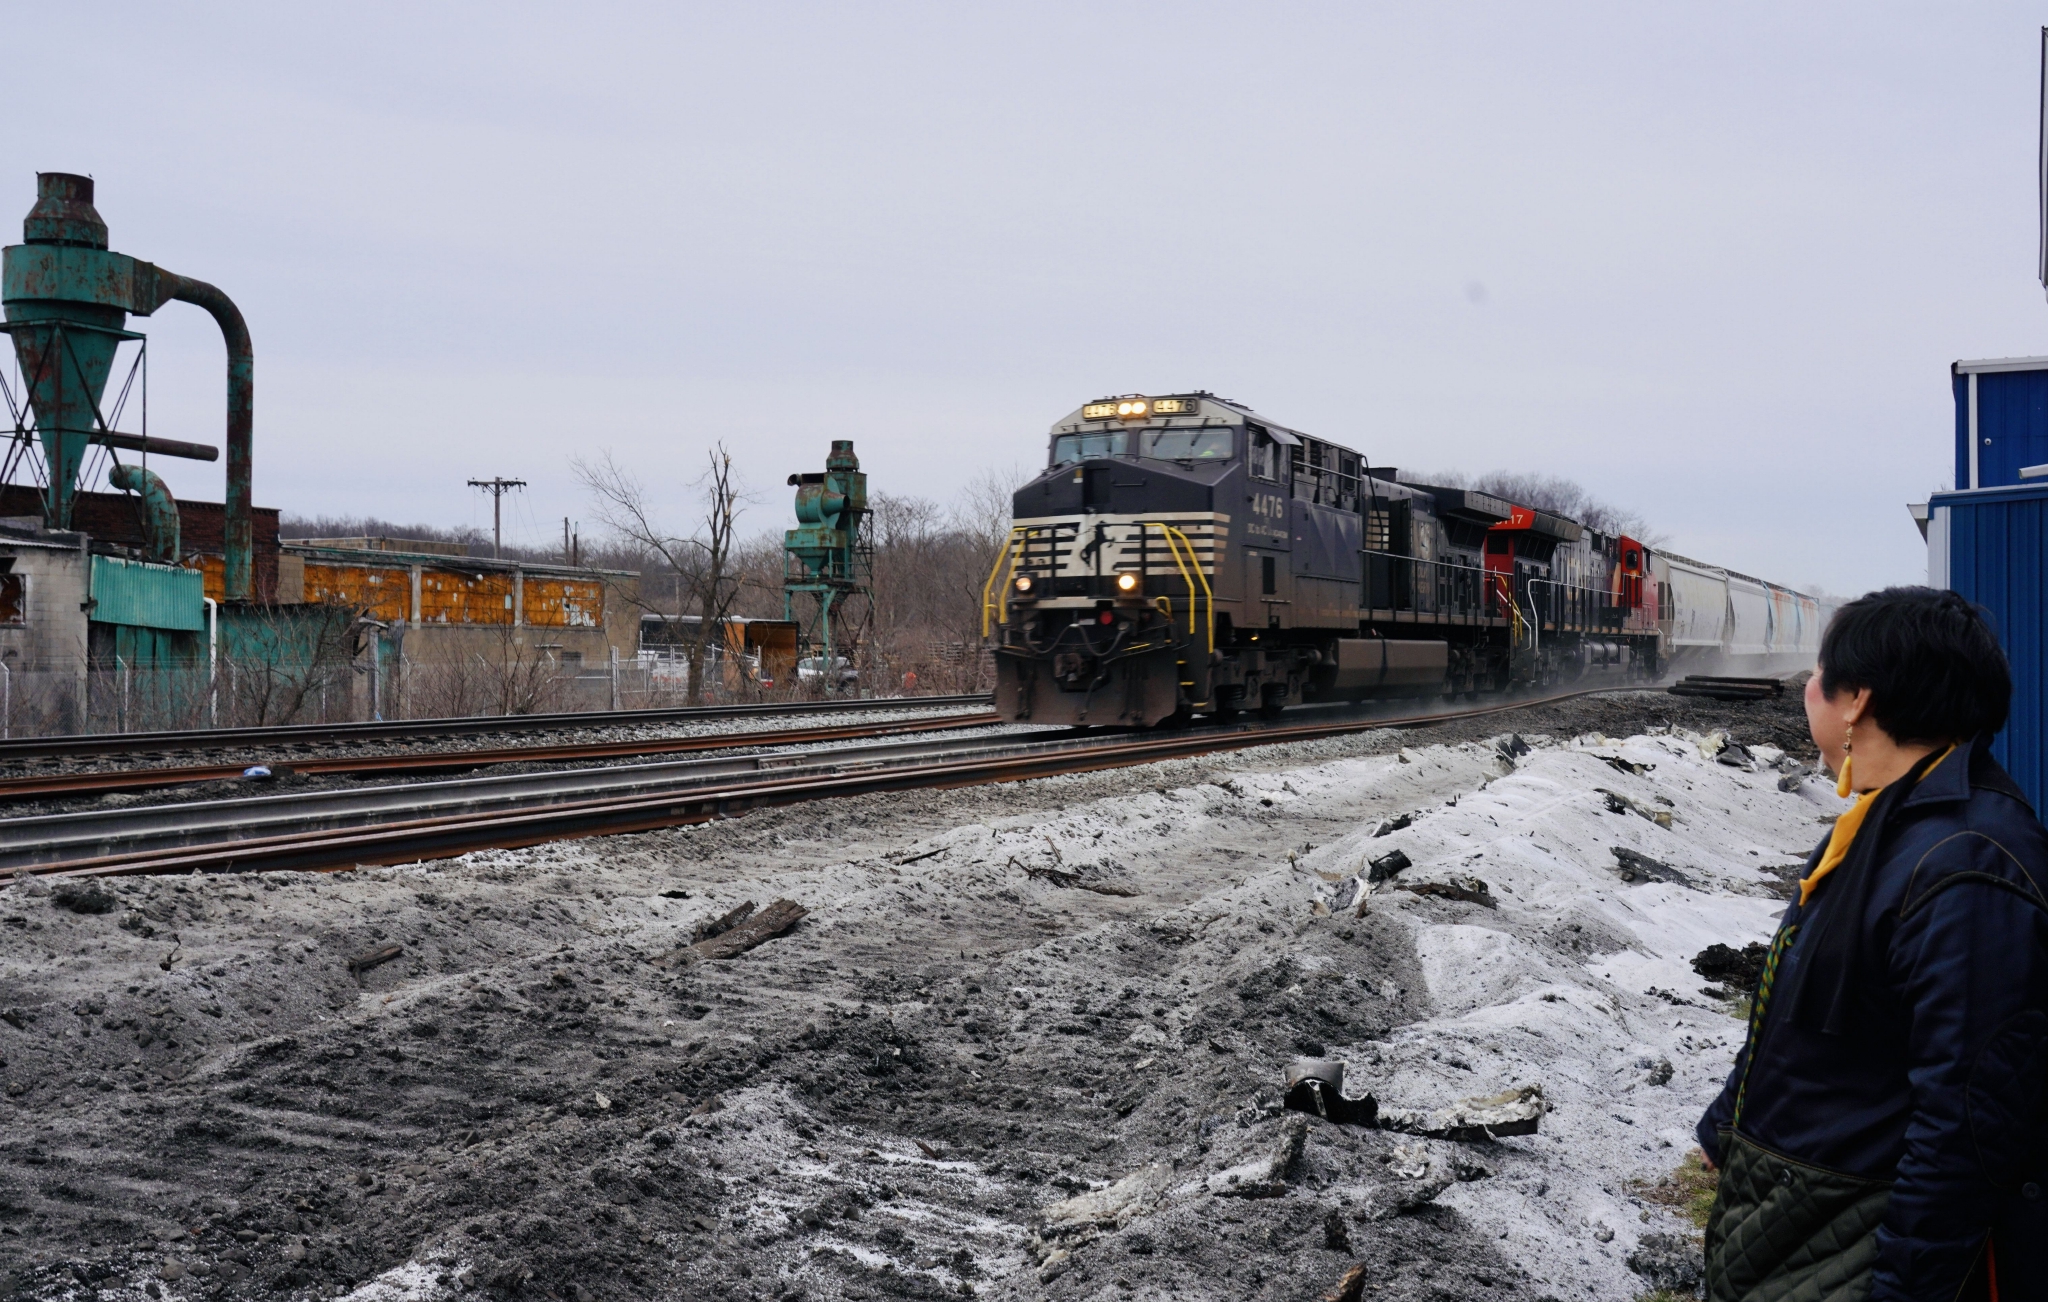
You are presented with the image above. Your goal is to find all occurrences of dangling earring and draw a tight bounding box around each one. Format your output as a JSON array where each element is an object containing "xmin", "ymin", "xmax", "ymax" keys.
[{"xmin": 1836, "ymin": 722, "xmax": 1855, "ymax": 798}]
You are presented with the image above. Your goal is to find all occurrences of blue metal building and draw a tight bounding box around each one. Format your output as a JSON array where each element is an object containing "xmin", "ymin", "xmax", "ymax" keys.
[{"xmin": 1929, "ymin": 356, "xmax": 2048, "ymax": 812}]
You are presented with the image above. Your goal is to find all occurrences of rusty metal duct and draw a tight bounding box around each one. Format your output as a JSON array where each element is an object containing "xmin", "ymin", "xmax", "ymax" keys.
[{"xmin": 0, "ymin": 174, "xmax": 254, "ymax": 601}]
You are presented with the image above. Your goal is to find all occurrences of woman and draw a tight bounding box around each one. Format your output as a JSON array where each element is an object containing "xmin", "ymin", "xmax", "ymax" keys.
[{"xmin": 1697, "ymin": 586, "xmax": 2048, "ymax": 1301}]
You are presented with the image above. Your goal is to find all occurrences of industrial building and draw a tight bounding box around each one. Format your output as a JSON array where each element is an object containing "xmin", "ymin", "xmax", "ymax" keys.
[
  {"xmin": 1922, "ymin": 355, "xmax": 2048, "ymax": 813},
  {"xmin": 0, "ymin": 174, "xmax": 642, "ymax": 734}
]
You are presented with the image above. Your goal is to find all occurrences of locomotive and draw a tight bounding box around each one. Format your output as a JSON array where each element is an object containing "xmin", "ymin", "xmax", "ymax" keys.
[{"xmin": 983, "ymin": 392, "xmax": 1825, "ymax": 727}]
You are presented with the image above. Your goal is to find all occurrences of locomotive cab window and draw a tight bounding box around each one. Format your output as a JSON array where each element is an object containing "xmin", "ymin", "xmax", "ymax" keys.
[
  {"xmin": 1051, "ymin": 431, "xmax": 1129, "ymax": 465},
  {"xmin": 1247, "ymin": 430, "xmax": 1279, "ymax": 482},
  {"xmin": 1138, "ymin": 427, "xmax": 1235, "ymax": 463}
]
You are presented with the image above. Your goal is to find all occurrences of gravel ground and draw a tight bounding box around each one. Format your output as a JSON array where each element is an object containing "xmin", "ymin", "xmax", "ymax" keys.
[{"xmin": 0, "ymin": 689, "xmax": 1811, "ymax": 1302}]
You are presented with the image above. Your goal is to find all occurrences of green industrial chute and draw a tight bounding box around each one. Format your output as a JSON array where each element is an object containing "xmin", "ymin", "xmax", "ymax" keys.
[
  {"xmin": 0, "ymin": 173, "xmax": 254, "ymax": 600},
  {"xmin": 782, "ymin": 440, "xmax": 872, "ymax": 691}
]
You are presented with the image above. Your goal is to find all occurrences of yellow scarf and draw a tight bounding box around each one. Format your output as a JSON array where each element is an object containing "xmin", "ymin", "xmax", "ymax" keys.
[{"xmin": 1798, "ymin": 745, "xmax": 1955, "ymax": 907}]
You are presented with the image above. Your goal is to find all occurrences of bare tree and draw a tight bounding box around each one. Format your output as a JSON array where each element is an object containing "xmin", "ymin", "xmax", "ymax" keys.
[
  {"xmin": 1417, "ymin": 468, "xmax": 1660, "ymax": 541},
  {"xmin": 573, "ymin": 444, "xmax": 748, "ymax": 704}
]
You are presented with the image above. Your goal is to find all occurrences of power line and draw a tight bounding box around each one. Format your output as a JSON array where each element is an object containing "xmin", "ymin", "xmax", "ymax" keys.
[{"xmin": 466, "ymin": 477, "xmax": 526, "ymax": 559}]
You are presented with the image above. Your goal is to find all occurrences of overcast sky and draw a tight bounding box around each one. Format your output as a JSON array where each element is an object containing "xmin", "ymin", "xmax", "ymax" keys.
[{"xmin": 7, "ymin": 3, "xmax": 2046, "ymax": 595}]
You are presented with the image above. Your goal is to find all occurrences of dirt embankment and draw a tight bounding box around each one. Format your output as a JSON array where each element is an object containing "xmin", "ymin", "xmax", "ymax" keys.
[{"xmin": 0, "ymin": 691, "xmax": 1810, "ymax": 1302}]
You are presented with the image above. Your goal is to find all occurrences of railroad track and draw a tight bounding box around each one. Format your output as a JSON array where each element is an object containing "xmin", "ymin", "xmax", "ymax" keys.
[
  {"xmin": 21, "ymin": 688, "xmax": 1636, "ymax": 880},
  {"xmin": 0, "ymin": 710, "xmax": 1004, "ymax": 802},
  {"xmin": 0, "ymin": 692, "xmax": 994, "ymax": 762}
]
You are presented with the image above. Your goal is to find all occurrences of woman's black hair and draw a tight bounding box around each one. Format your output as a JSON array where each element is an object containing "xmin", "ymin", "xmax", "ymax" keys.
[{"xmin": 1818, "ymin": 586, "xmax": 2010, "ymax": 744}]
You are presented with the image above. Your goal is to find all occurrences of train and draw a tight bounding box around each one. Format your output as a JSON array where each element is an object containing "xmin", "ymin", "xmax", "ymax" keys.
[{"xmin": 983, "ymin": 392, "xmax": 1831, "ymax": 727}]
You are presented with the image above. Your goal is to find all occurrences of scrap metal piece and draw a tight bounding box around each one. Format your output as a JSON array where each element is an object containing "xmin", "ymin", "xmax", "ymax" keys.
[
  {"xmin": 1375, "ymin": 1083, "xmax": 1544, "ymax": 1141},
  {"xmin": 1282, "ymin": 1058, "xmax": 1378, "ymax": 1126},
  {"xmin": 1365, "ymin": 849, "xmax": 1411, "ymax": 884}
]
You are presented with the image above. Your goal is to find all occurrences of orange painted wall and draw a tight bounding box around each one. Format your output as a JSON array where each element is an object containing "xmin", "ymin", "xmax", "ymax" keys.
[
  {"xmin": 524, "ymin": 577, "xmax": 604, "ymax": 629},
  {"xmin": 301, "ymin": 562, "xmax": 410, "ymax": 622}
]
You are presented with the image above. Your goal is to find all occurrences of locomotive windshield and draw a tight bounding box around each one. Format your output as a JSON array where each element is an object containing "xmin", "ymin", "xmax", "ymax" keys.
[
  {"xmin": 1050, "ymin": 427, "xmax": 1236, "ymax": 466},
  {"xmin": 1050, "ymin": 431, "xmax": 1127, "ymax": 464},
  {"xmin": 1138, "ymin": 428, "xmax": 1234, "ymax": 462}
]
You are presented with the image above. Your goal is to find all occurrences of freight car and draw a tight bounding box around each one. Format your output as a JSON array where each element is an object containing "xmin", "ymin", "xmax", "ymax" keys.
[{"xmin": 983, "ymin": 392, "xmax": 1827, "ymax": 727}]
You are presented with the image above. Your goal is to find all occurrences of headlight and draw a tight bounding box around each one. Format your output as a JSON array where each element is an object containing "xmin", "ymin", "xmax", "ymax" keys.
[
  {"xmin": 1014, "ymin": 574, "xmax": 1034, "ymax": 593},
  {"xmin": 1116, "ymin": 572, "xmax": 1139, "ymax": 592},
  {"xmin": 1116, "ymin": 399, "xmax": 1148, "ymax": 418}
]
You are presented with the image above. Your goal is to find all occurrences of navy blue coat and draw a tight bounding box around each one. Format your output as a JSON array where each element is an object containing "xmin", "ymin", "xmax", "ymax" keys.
[{"xmin": 1698, "ymin": 739, "xmax": 2048, "ymax": 1300}]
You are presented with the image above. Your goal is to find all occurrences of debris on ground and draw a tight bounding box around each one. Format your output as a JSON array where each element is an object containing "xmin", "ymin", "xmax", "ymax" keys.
[
  {"xmin": 1323, "ymin": 1261, "xmax": 1369, "ymax": 1302},
  {"xmin": 1628, "ymin": 1230, "xmax": 1708, "ymax": 1294},
  {"xmin": 1366, "ymin": 847, "xmax": 1413, "ymax": 882},
  {"xmin": 681, "ymin": 896, "xmax": 807, "ymax": 961},
  {"xmin": 1597, "ymin": 786, "xmax": 1676, "ymax": 828},
  {"xmin": 1394, "ymin": 876, "xmax": 1499, "ymax": 908},
  {"xmin": 1372, "ymin": 812, "xmax": 1413, "ymax": 837},
  {"xmin": 1692, "ymin": 940, "xmax": 1770, "ymax": 992},
  {"xmin": 1612, "ymin": 845, "xmax": 1696, "ymax": 888},
  {"xmin": 1377, "ymin": 1083, "xmax": 1545, "ymax": 1141},
  {"xmin": 1282, "ymin": 1058, "xmax": 1379, "ymax": 1125},
  {"xmin": 49, "ymin": 881, "xmax": 117, "ymax": 914},
  {"xmin": 1717, "ymin": 741, "xmax": 1756, "ymax": 768},
  {"xmin": 345, "ymin": 942, "xmax": 403, "ymax": 978}
]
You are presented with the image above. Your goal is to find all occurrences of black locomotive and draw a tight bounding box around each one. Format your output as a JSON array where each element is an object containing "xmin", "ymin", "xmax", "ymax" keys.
[{"xmin": 984, "ymin": 392, "xmax": 1814, "ymax": 727}]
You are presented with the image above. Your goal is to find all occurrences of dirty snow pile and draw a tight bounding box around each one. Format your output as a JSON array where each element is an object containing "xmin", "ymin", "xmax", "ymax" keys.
[{"xmin": 1284, "ymin": 728, "xmax": 1842, "ymax": 1297}]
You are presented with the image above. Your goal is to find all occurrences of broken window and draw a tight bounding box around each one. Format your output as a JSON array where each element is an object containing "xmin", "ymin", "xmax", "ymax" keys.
[{"xmin": 0, "ymin": 572, "xmax": 23, "ymax": 626}]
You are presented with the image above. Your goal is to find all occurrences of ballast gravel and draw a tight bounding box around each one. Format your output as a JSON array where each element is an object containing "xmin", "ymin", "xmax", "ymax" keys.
[{"xmin": 0, "ymin": 690, "xmax": 1823, "ymax": 1301}]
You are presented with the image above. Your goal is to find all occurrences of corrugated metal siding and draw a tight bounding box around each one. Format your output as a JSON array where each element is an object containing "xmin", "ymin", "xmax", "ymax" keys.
[
  {"xmin": 1954, "ymin": 368, "xmax": 2048, "ymax": 489},
  {"xmin": 89, "ymin": 555, "xmax": 204, "ymax": 631},
  {"xmin": 1934, "ymin": 483, "xmax": 2048, "ymax": 814}
]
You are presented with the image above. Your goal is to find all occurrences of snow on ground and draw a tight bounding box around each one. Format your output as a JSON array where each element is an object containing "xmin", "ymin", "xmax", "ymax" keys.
[{"xmin": 1295, "ymin": 729, "xmax": 1843, "ymax": 1297}]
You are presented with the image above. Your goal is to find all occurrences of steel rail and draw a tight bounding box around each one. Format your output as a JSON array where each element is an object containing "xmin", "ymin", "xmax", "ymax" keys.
[
  {"xmin": 0, "ymin": 711, "xmax": 1004, "ymax": 802},
  {"xmin": 27, "ymin": 688, "xmax": 1637, "ymax": 880},
  {"xmin": 0, "ymin": 693, "xmax": 994, "ymax": 762},
  {"xmin": 0, "ymin": 724, "xmax": 1092, "ymax": 869}
]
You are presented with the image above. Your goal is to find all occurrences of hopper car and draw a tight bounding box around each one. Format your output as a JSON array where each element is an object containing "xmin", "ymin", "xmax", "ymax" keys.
[{"xmin": 984, "ymin": 392, "xmax": 1830, "ymax": 727}]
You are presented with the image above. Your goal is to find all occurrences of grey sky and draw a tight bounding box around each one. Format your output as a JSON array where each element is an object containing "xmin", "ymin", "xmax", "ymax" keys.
[{"xmin": 8, "ymin": 3, "xmax": 2043, "ymax": 596}]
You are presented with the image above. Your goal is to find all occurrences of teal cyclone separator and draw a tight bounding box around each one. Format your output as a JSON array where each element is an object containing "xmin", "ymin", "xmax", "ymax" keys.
[{"xmin": 1, "ymin": 173, "xmax": 255, "ymax": 601}]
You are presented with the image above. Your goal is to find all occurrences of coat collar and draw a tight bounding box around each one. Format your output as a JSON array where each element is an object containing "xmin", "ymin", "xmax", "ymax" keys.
[
  {"xmin": 1892, "ymin": 736, "xmax": 2023, "ymax": 810},
  {"xmin": 1899, "ymin": 735, "xmax": 1989, "ymax": 810}
]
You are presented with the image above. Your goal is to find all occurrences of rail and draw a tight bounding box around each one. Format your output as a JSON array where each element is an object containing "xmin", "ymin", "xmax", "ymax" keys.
[
  {"xmin": 20, "ymin": 686, "xmax": 1643, "ymax": 880},
  {"xmin": 0, "ymin": 693, "xmax": 995, "ymax": 761},
  {"xmin": 0, "ymin": 711, "xmax": 1005, "ymax": 802}
]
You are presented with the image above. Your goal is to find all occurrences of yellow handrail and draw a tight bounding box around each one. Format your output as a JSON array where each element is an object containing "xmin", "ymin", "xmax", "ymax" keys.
[
  {"xmin": 980, "ymin": 526, "xmax": 1029, "ymax": 637},
  {"xmin": 1142, "ymin": 521, "xmax": 1214, "ymax": 655},
  {"xmin": 1491, "ymin": 571, "xmax": 1527, "ymax": 641}
]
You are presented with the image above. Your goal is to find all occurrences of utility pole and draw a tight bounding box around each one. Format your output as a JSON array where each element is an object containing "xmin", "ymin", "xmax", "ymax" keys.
[{"xmin": 467, "ymin": 477, "xmax": 527, "ymax": 559}]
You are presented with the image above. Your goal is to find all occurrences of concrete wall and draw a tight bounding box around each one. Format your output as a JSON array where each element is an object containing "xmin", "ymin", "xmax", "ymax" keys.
[
  {"xmin": 284, "ymin": 545, "xmax": 642, "ymax": 718},
  {"xmin": 0, "ymin": 534, "xmax": 89, "ymax": 730}
]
